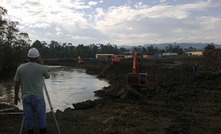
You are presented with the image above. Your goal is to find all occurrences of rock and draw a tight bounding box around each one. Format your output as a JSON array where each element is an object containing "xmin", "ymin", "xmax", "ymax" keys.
[
  {"xmin": 117, "ymin": 88, "xmax": 127, "ymax": 99},
  {"xmin": 127, "ymin": 87, "xmax": 142, "ymax": 99},
  {"xmin": 103, "ymin": 116, "xmax": 116, "ymax": 127},
  {"xmin": 117, "ymin": 86, "xmax": 143, "ymax": 99},
  {"xmin": 55, "ymin": 109, "xmax": 62, "ymax": 114},
  {"xmin": 64, "ymin": 107, "xmax": 74, "ymax": 112},
  {"xmin": 73, "ymin": 100, "xmax": 95, "ymax": 110},
  {"xmin": 103, "ymin": 117, "xmax": 122, "ymax": 134}
]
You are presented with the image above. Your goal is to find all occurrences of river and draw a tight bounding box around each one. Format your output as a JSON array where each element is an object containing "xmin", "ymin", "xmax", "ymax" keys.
[{"xmin": 0, "ymin": 66, "xmax": 109, "ymax": 112}]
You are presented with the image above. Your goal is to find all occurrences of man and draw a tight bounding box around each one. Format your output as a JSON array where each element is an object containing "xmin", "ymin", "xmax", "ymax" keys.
[
  {"xmin": 193, "ymin": 64, "xmax": 197, "ymax": 74},
  {"xmin": 14, "ymin": 48, "xmax": 50, "ymax": 134}
]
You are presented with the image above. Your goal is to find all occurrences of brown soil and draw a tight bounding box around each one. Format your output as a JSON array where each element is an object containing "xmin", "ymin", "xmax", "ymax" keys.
[{"xmin": 1, "ymin": 54, "xmax": 221, "ymax": 134}]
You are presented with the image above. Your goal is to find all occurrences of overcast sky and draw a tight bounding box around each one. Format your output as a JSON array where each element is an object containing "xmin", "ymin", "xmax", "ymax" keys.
[{"xmin": 1, "ymin": 0, "xmax": 221, "ymax": 46}]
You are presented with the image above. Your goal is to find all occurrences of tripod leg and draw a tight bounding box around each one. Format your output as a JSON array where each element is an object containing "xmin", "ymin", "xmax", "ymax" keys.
[
  {"xmin": 51, "ymin": 110, "xmax": 61, "ymax": 134},
  {"xmin": 43, "ymin": 79, "xmax": 61, "ymax": 134},
  {"xmin": 19, "ymin": 116, "xmax": 24, "ymax": 134}
]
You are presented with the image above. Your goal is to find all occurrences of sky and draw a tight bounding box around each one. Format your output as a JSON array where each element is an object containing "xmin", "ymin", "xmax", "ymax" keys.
[{"xmin": 1, "ymin": 0, "xmax": 221, "ymax": 46}]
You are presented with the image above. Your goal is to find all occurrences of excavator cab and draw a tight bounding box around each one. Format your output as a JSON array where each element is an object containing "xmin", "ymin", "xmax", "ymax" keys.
[{"xmin": 139, "ymin": 73, "xmax": 147, "ymax": 87}]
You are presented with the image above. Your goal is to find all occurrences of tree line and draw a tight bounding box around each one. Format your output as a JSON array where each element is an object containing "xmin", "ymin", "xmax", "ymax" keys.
[{"xmin": 32, "ymin": 41, "xmax": 125, "ymax": 59}]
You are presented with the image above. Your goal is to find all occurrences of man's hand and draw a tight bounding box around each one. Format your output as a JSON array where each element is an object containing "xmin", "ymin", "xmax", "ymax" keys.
[
  {"xmin": 37, "ymin": 56, "xmax": 44, "ymax": 65},
  {"xmin": 14, "ymin": 96, "xmax": 20, "ymax": 105}
]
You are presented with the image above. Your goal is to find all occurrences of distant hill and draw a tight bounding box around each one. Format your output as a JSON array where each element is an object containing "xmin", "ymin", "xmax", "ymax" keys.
[{"xmin": 120, "ymin": 43, "xmax": 221, "ymax": 50}]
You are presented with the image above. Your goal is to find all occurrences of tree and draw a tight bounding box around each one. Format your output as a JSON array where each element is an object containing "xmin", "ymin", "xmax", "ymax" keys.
[
  {"xmin": 6, "ymin": 21, "xmax": 19, "ymax": 44},
  {"xmin": 0, "ymin": 6, "xmax": 30, "ymax": 77},
  {"xmin": 32, "ymin": 40, "xmax": 45, "ymax": 49},
  {"xmin": 133, "ymin": 46, "xmax": 142, "ymax": 52},
  {"xmin": 49, "ymin": 40, "xmax": 60, "ymax": 48},
  {"xmin": 0, "ymin": 6, "xmax": 7, "ymax": 43},
  {"xmin": 118, "ymin": 47, "xmax": 128, "ymax": 54},
  {"xmin": 164, "ymin": 44, "xmax": 184, "ymax": 55},
  {"xmin": 204, "ymin": 43, "xmax": 215, "ymax": 51},
  {"xmin": 147, "ymin": 45, "xmax": 159, "ymax": 53},
  {"xmin": 13, "ymin": 32, "xmax": 31, "ymax": 48},
  {"xmin": 184, "ymin": 47, "xmax": 196, "ymax": 52}
]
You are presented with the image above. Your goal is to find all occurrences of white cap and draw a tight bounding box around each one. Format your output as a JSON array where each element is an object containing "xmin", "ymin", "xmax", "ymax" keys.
[{"xmin": 27, "ymin": 48, "xmax": 40, "ymax": 58}]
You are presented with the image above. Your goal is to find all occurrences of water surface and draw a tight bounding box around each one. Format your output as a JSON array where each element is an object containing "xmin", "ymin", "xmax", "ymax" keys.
[{"xmin": 0, "ymin": 66, "xmax": 109, "ymax": 112}]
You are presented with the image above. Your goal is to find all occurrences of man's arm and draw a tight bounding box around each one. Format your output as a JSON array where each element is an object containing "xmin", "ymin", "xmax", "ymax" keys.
[
  {"xmin": 38, "ymin": 57, "xmax": 50, "ymax": 79},
  {"xmin": 14, "ymin": 81, "xmax": 20, "ymax": 105}
]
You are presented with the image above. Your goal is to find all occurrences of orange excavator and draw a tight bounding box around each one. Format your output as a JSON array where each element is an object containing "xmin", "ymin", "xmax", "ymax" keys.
[
  {"xmin": 78, "ymin": 56, "xmax": 85, "ymax": 64},
  {"xmin": 128, "ymin": 52, "xmax": 147, "ymax": 87},
  {"xmin": 111, "ymin": 55, "xmax": 120, "ymax": 63}
]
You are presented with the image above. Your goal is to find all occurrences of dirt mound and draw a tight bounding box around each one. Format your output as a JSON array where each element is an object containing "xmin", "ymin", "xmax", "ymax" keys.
[{"xmin": 201, "ymin": 49, "xmax": 221, "ymax": 72}]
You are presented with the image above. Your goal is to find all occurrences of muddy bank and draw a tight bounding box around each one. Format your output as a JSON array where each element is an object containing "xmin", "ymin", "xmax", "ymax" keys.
[{"xmin": 1, "ymin": 56, "xmax": 221, "ymax": 134}]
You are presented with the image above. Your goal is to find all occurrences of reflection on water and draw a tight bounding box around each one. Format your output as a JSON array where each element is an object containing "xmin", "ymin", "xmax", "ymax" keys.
[
  {"xmin": 0, "ymin": 67, "xmax": 109, "ymax": 112},
  {"xmin": 0, "ymin": 81, "xmax": 14, "ymax": 105}
]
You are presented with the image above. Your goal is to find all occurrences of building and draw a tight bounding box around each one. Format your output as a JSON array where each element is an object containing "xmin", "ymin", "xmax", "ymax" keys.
[
  {"xmin": 143, "ymin": 53, "xmax": 155, "ymax": 59},
  {"xmin": 163, "ymin": 53, "xmax": 178, "ymax": 56},
  {"xmin": 95, "ymin": 54, "xmax": 114, "ymax": 60},
  {"xmin": 123, "ymin": 51, "xmax": 133, "ymax": 58},
  {"xmin": 186, "ymin": 51, "xmax": 203, "ymax": 56}
]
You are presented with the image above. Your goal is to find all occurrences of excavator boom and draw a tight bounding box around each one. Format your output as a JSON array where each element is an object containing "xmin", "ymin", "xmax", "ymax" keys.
[{"xmin": 132, "ymin": 53, "xmax": 138, "ymax": 73}]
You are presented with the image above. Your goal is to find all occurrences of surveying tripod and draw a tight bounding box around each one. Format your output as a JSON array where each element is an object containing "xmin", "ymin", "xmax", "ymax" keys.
[{"xmin": 19, "ymin": 80, "xmax": 61, "ymax": 134}]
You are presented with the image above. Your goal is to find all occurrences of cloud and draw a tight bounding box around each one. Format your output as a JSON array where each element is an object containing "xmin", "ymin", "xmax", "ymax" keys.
[
  {"xmin": 95, "ymin": 8, "xmax": 105, "ymax": 20},
  {"xmin": 55, "ymin": 27, "xmax": 61, "ymax": 31},
  {"xmin": 92, "ymin": 0, "xmax": 221, "ymax": 45},
  {"xmin": 160, "ymin": 0, "xmax": 167, "ymax": 3},
  {"xmin": 1, "ymin": 0, "xmax": 221, "ymax": 45},
  {"xmin": 29, "ymin": 23, "xmax": 51, "ymax": 28},
  {"xmin": 88, "ymin": 1, "xmax": 98, "ymax": 6},
  {"xmin": 95, "ymin": 0, "xmax": 215, "ymax": 27},
  {"xmin": 134, "ymin": 2, "xmax": 148, "ymax": 9}
]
